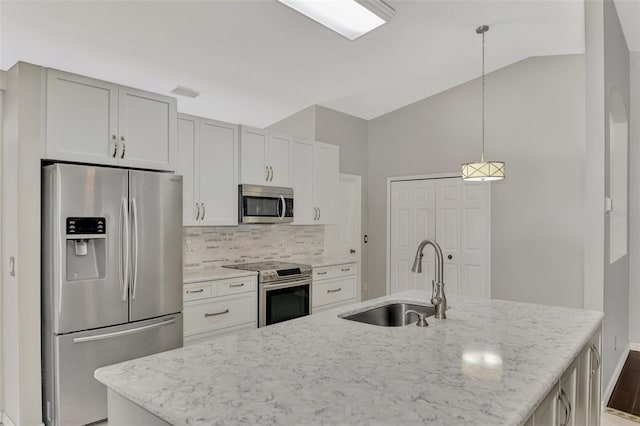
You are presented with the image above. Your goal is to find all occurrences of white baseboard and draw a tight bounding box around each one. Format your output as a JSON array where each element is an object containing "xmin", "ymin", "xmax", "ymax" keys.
[
  {"xmin": 603, "ymin": 343, "xmax": 631, "ymax": 409},
  {"xmin": 629, "ymin": 341, "xmax": 640, "ymax": 352},
  {"xmin": 2, "ymin": 411, "xmax": 17, "ymax": 426}
]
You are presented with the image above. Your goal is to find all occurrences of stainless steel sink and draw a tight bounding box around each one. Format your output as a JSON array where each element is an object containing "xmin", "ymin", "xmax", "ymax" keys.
[{"xmin": 341, "ymin": 302, "xmax": 436, "ymax": 327}]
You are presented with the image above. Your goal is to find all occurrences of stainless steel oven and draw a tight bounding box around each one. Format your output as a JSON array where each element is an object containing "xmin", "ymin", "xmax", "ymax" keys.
[
  {"xmin": 260, "ymin": 277, "xmax": 311, "ymax": 327},
  {"xmin": 239, "ymin": 184, "xmax": 294, "ymax": 224},
  {"xmin": 223, "ymin": 261, "xmax": 312, "ymax": 327}
]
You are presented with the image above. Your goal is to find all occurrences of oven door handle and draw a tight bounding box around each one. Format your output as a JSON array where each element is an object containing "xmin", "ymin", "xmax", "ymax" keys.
[{"xmin": 262, "ymin": 279, "xmax": 312, "ymax": 292}]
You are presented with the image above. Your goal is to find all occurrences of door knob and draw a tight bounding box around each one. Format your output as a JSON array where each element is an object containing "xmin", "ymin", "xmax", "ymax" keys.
[{"xmin": 448, "ymin": 255, "xmax": 453, "ymax": 260}]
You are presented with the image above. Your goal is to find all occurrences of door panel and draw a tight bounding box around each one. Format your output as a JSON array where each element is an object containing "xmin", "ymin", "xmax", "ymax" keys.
[
  {"xmin": 268, "ymin": 133, "xmax": 292, "ymax": 186},
  {"xmin": 128, "ymin": 171, "xmax": 183, "ymax": 321},
  {"xmin": 199, "ymin": 119, "xmax": 238, "ymax": 226},
  {"xmin": 177, "ymin": 115, "xmax": 198, "ymax": 225},
  {"xmin": 460, "ymin": 182, "xmax": 490, "ymax": 298},
  {"xmin": 240, "ymin": 126, "xmax": 268, "ymax": 184},
  {"xmin": 44, "ymin": 164, "xmax": 128, "ymax": 334},
  {"xmin": 390, "ymin": 180, "xmax": 436, "ymax": 293},
  {"xmin": 118, "ymin": 86, "xmax": 176, "ymax": 171},
  {"xmin": 53, "ymin": 315, "xmax": 182, "ymax": 426},
  {"xmin": 436, "ymin": 180, "xmax": 460, "ymax": 295},
  {"xmin": 46, "ymin": 69, "xmax": 119, "ymax": 165},
  {"xmin": 291, "ymin": 140, "xmax": 315, "ymax": 224}
]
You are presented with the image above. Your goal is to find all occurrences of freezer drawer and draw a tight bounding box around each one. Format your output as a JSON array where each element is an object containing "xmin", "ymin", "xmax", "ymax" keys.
[{"xmin": 44, "ymin": 314, "xmax": 182, "ymax": 426}]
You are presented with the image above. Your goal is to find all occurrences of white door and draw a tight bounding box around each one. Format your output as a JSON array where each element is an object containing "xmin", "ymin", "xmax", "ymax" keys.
[
  {"xmin": 389, "ymin": 180, "xmax": 436, "ymax": 293},
  {"xmin": 198, "ymin": 119, "xmax": 238, "ymax": 226},
  {"xmin": 268, "ymin": 132, "xmax": 292, "ymax": 187},
  {"xmin": 240, "ymin": 126, "xmax": 268, "ymax": 185},
  {"xmin": 459, "ymin": 182, "xmax": 491, "ymax": 298},
  {"xmin": 118, "ymin": 86, "xmax": 176, "ymax": 171},
  {"xmin": 389, "ymin": 177, "xmax": 490, "ymax": 297},
  {"xmin": 435, "ymin": 179, "xmax": 461, "ymax": 295},
  {"xmin": 325, "ymin": 174, "xmax": 362, "ymax": 300},
  {"xmin": 177, "ymin": 115, "xmax": 198, "ymax": 226},
  {"xmin": 291, "ymin": 140, "xmax": 315, "ymax": 224},
  {"xmin": 46, "ymin": 69, "xmax": 119, "ymax": 165},
  {"xmin": 313, "ymin": 142, "xmax": 340, "ymax": 224}
]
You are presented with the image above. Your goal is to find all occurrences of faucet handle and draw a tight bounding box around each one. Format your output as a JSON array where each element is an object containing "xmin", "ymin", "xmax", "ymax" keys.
[{"xmin": 405, "ymin": 310, "xmax": 429, "ymax": 327}]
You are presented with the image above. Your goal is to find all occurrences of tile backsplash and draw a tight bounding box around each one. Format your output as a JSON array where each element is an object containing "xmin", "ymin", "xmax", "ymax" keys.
[{"xmin": 183, "ymin": 225, "xmax": 324, "ymax": 272}]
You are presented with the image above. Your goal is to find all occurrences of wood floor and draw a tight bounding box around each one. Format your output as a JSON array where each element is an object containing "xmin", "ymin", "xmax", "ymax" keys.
[{"xmin": 609, "ymin": 350, "xmax": 640, "ymax": 418}]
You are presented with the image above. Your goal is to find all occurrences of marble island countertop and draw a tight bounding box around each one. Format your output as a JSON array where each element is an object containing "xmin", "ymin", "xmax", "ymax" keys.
[{"xmin": 95, "ymin": 291, "xmax": 603, "ymax": 426}]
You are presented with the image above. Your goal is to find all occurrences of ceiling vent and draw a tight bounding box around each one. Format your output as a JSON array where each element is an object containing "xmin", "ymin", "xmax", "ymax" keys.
[{"xmin": 171, "ymin": 86, "xmax": 200, "ymax": 98}]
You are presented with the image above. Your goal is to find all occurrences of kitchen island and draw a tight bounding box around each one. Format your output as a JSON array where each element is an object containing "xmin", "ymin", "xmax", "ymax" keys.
[{"xmin": 95, "ymin": 291, "xmax": 603, "ymax": 426}]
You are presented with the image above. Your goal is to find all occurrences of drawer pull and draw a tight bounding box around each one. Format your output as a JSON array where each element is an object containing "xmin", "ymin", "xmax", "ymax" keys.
[
  {"xmin": 341, "ymin": 268, "xmax": 351, "ymax": 272},
  {"xmin": 204, "ymin": 309, "xmax": 229, "ymax": 317},
  {"xmin": 317, "ymin": 271, "xmax": 328, "ymax": 275},
  {"xmin": 229, "ymin": 283, "xmax": 245, "ymax": 288},
  {"xmin": 187, "ymin": 289, "xmax": 204, "ymax": 294},
  {"xmin": 327, "ymin": 288, "xmax": 342, "ymax": 293}
]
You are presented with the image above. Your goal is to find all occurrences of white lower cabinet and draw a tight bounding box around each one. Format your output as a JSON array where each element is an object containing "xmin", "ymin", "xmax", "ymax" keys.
[
  {"xmin": 183, "ymin": 276, "xmax": 257, "ymax": 344},
  {"xmin": 527, "ymin": 328, "xmax": 601, "ymax": 426},
  {"xmin": 312, "ymin": 263, "xmax": 358, "ymax": 312}
]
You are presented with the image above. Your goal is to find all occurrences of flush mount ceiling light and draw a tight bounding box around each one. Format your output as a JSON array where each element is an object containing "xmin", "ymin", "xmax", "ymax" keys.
[
  {"xmin": 461, "ymin": 25, "xmax": 505, "ymax": 182},
  {"xmin": 277, "ymin": 0, "xmax": 395, "ymax": 41},
  {"xmin": 171, "ymin": 86, "xmax": 201, "ymax": 98}
]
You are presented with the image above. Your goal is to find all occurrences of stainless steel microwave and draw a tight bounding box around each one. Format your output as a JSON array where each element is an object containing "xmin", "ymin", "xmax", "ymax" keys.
[{"xmin": 239, "ymin": 184, "xmax": 294, "ymax": 224}]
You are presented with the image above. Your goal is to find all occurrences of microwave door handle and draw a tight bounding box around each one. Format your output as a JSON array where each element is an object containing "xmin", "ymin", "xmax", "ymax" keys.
[{"xmin": 280, "ymin": 195, "xmax": 286, "ymax": 220}]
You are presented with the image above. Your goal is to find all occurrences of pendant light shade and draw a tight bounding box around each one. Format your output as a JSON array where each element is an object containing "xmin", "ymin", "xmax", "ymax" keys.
[{"xmin": 462, "ymin": 25, "xmax": 505, "ymax": 182}]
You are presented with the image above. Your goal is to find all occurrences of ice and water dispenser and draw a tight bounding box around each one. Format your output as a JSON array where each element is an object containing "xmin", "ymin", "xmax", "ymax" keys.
[{"xmin": 65, "ymin": 217, "xmax": 107, "ymax": 281}]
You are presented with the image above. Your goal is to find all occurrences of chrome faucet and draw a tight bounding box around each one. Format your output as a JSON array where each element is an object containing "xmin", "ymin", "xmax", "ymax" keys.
[{"xmin": 411, "ymin": 239, "xmax": 447, "ymax": 319}]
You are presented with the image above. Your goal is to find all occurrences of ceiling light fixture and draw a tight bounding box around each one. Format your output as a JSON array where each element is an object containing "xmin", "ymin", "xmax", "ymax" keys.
[
  {"xmin": 461, "ymin": 25, "xmax": 505, "ymax": 182},
  {"xmin": 277, "ymin": 0, "xmax": 395, "ymax": 41}
]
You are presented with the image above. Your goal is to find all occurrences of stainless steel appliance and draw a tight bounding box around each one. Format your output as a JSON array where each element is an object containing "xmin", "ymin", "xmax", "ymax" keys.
[
  {"xmin": 42, "ymin": 164, "xmax": 183, "ymax": 426},
  {"xmin": 223, "ymin": 261, "xmax": 312, "ymax": 327},
  {"xmin": 239, "ymin": 184, "xmax": 294, "ymax": 224}
]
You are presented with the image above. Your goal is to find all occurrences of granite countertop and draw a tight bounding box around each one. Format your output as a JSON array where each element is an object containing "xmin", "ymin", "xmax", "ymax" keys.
[
  {"xmin": 289, "ymin": 255, "xmax": 358, "ymax": 268},
  {"xmin": 95, "ymin": 291, "xmax": 603, "ymax": 426},
  {"xmin": 183, "ymin": 266, "xmax": 258, "ymax": 284}
]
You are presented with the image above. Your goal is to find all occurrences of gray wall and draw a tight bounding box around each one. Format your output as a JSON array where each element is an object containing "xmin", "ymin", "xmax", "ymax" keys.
[
  {"xmin": 602, "ymin": 0, "xmax": 631, "ymax": 387},
  {"xmin": 367, "ymin": 55, "xmax": 586, "ymax": 304},
  {"xmin": 268, "ymin": 105, "xmax": 316, "ymax": 141}
]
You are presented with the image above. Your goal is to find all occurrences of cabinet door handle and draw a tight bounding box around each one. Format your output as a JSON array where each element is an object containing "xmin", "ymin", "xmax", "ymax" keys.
[
  {"xmin": 205, "ymin": 309, "xmax": 229, "ymax": 317},
  {"xmin": 111, "ymin": 135, "xmax": 118, "ymax": 158},
  {"xmin": 317, "ymin": 271, "xmax": 328, "ymax": 275},
  {"xmin": 558, "ymin": 388, "xmax": 571, "ymax": 426},
  {"xmin": 318, "ymin": 207, "xmax": 321, "ymax": 221},
  {"xmin": 341, "ymin": 268, "xmax": 351, "ymax": 272},
  {"xmin": 314, "ymin": 207, "xmax": 319, "ymax": 221},
  {"xmin": 201, "ymin": 203, "xmax": 206, "ymax": 220},
  {"xmin": 265, "ymin": 166, "xmax": 269, "ymax": 181},
  {"xmin": 120, "ymin": 136, "xmax": 126, "ymax": 159},
  {"xmin": 591, "ymin": 344, "xmax": 601, "ymax": 374},
  {"xmin": 270, "ymin": 166, "xmax": 274, "ymax": 181},
  {"xmin": 196, "ymin": 203, "xmax": 201, "ymax": 221},
  {"xmin": 186, "ymin": 289, "xmax": 204, "ymax": 294},
  {"xmin": 229, "ymin": 283, "xmax": 245, "ymax": 288},
  {"xmin": 327, "ymin": 288, "xmax": 342, "ymax": 293}
]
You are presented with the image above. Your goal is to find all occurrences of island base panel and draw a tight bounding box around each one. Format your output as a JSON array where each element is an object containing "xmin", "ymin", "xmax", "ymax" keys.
[{"xmin": 107, "ymin": 390, "xmax": 171, "ymax": 426}]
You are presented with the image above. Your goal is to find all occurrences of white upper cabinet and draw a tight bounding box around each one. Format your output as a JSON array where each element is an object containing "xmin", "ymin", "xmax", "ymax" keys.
[
  {"xmin": 291, "ymin": 139, "xmax": 339, "ymax": 225},
  {"xmin": 46, "ymin": 70, "xmax": 119, "ymax": 165},
  {"xmin": 198, "ymin": 119, "xmax": 238, "ymax": 226},
  {"xmin": 291, "ymin": 140, "xmax": 315, "ymax": 224},
  {"xmin": 117, "ymin": 86, "xmax": 176, "ymax": 171},
  {"xmin": 177, "ymin": 115, "xmax": 198, "ymax": 226},
  {"xmin": 313, "ymin": 142, "xmax": 339, "ymax": 224},
  {"xmin": 178, "ymin": 114, "xmax": 238, "ymax": 227},
  {"xmin": 45, "ymin": 69, "xmax": 177, "ymax": 171},
  {"xmin": 268, "ymin": 132, "xmax": 292, "ymax": 186},
  {"xmin": 239, "ymin": 126, "xmax": 291, "ymax": 187}
]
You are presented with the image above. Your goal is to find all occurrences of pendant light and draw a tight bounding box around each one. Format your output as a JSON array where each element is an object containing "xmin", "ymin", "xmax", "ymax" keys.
[{"xmin": 461, "ymin": 25, "xmax": 505, "ymax": 182}]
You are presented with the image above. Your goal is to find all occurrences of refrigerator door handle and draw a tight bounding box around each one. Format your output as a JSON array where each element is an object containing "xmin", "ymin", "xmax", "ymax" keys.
[
  {"xmin": 120, "ymin": 197, "xmax": 130, "ymax": 302},
  {"xmin": 72, "ymin": 318, "xmax": 177, "ymax": 343},
  {"xmin": 131, "ymin": 197, "xmax": 139, "ymax": 300}
]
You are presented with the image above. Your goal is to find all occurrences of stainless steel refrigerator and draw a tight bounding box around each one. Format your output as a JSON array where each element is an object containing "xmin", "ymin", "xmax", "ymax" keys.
[{"xmin": 41, "ymin": 163, "xmax": 184, "ymax": 426}]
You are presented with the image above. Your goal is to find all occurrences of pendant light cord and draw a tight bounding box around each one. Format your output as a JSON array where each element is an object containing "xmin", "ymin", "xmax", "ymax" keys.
[{"xmin": 481, "ymin": 29, "xmax": 485, "ymax": 163}]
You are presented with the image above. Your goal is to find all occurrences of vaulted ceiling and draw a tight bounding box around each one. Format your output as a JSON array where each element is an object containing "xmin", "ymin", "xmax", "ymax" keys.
[{"xmin": 1, "ymin": 0, "xmax": 585, "ymax": 127}]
